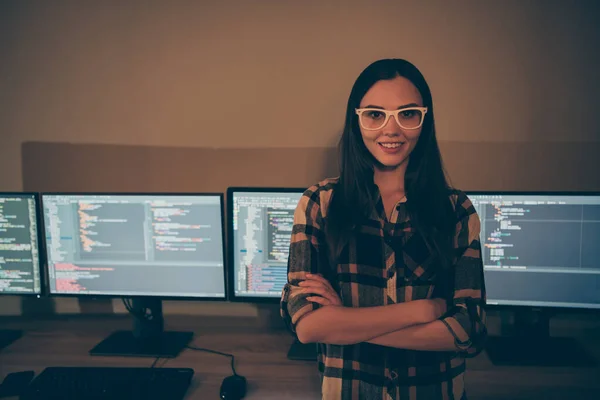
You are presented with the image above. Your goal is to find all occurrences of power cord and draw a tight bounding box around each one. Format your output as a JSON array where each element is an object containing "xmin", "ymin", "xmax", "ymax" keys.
[
  {"xmin": 150, "ymin": 357, "xmax": 170, "ymax": 369},
  {"xmin": 185, "ymin": 345, "xmax": 239, "ymax": 376},
  {"xmin": 122, "ymin": 298, "xmax": 151, "ymax": 321},
  {"xmin": 122, "ymin": 299, "xmax": 237, "ymax": 374}
]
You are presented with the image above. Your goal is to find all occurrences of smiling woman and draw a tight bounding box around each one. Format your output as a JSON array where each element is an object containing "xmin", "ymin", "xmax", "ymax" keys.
[
  {"xmin": 355, "ymin": 77, "xmax": 427, "ymax": 170},
  {"xmin": 280, "ymin": 59, "xmax": 487, "ymax": 400}
]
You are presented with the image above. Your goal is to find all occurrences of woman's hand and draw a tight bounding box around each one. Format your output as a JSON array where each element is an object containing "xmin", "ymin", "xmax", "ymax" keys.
[{"xmin": 299, "ymin": 273, "xmax": 342, "ymax": 307}]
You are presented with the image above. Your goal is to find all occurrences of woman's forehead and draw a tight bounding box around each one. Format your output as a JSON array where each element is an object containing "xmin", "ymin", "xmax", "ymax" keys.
[{"xmin": 360, "ymin": 76, "xmax": 423, "ymax": 108}]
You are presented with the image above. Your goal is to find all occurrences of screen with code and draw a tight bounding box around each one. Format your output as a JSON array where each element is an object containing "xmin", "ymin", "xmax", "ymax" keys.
[
  {"xmin": 0, "ymin": 193, "xmax": 42, "ymax": 295},
  {"xmin": 469, "ymin": 193, "xmax": 600, "ymax": 309},
  {"xmin": 42, "ymin": 194, "xmax": 225, "ymax": 298},
  {"xmin": 230, "ymin": 190, "xmax": 303, "ymax": 299}
]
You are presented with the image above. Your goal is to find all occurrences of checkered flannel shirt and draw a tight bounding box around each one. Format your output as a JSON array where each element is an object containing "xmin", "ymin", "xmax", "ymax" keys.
[{"xmin": 280, "ymin": 178, "xmax": 487, "ymax": 400}]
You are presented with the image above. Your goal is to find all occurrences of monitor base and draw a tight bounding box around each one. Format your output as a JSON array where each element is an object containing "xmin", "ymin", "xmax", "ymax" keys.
[
  {"xmin": 287, "ymin": 339, "xmax": 317, "ymax": 361},
  {"xmin": 89, "ymin": 330, "xmax": 193, "ymax": 358},
  {"xmin": 0, "ymin": 330, "xmax": 22, "ymax": 351},
  {"xmin": 485, "ymin": 336, "xmax": 596, "ymax": 367}
]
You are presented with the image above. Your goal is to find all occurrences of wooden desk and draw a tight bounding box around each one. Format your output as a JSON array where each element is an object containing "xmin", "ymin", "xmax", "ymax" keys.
[{"xmin": 1, "ymin": 315, "xmax": 600, "ymax": 399}]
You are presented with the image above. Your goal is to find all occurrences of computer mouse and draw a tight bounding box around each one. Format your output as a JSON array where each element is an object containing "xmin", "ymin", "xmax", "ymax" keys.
[{"xmin": 220, "ymin": 374, "xmax": 247, "ymax": 400}]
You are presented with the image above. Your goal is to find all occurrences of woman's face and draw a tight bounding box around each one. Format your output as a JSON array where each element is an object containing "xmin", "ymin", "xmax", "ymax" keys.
[{"xmin": 357, "ymin": 76, "xmax": 425, "ymax": 170}]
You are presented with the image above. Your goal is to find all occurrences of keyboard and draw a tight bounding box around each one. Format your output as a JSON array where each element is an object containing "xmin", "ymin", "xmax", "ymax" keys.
[{"xmin": 20, "ymin": 366, "xmax": 194, "ymax": 400}]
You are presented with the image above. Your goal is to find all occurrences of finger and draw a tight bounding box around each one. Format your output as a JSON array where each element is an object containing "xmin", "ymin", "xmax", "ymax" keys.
[
  {"xmin": 301, "ymin": 280, "xmax": 340, "ymax": 302},
  {"xmin": 304, "ymin": 275, "xmax": 335, "ymax": 291},
  {"xmin": 299, "ymin": 282, "xmax": 335, "ymax": 295},
  {"xmin": 302, "ymin": 286, "xmax": 330, "ymax": 297},
  {"xmin": 305, "ymin": 273, "xmax": 330, "ymax": 285},
  {"xmin": 299, "ymin": 281, "xmax": 329, "ymax": 290},
  {"xmin": 304, "ymin": 287, "xmax": 338, "ymax": 304},
  {"xmin": 306, "ymin": 296, "xmax": 331, "ymax": 306}
]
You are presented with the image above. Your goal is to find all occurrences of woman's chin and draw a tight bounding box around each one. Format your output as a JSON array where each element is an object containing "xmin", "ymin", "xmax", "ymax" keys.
[{"xmin": 374, "ymin": 154, "xmax": 409, "ymax": 170}]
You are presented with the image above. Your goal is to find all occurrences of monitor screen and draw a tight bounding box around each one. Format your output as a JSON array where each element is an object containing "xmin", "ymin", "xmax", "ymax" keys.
[
  {"xmin": 229, "ymin": 188, "xmax": 304, "ymax": 300},
  {"xmin": 42, "ymin": 194, "xmax": 226, "ymax": 299},
  {"xmin": 469, "ymin": 193, "xmax": 600, "ymax": 309},
  {"xmin": 0, "ymin": 193, "xmax": 43, "ymax": 295}
]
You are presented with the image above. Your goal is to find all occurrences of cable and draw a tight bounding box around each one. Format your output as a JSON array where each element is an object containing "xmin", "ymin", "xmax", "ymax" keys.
[
  {"xmin": 121, "ymin": 298, "xmax": 150, "ymax": 321},
  {"xmin": 158, "ymin": 358, "xmax": 169, "ymax": 368},
  {"xmin": 122, "ymin": 300, "xmax": 231, "ymax": 373},
  {"xmin": 121, "ymin": 297, "xmax": 159, "ymax": 324},
  {"xmin": 185, "ymin": 345, "xmax": 238, "ymax": 376}
]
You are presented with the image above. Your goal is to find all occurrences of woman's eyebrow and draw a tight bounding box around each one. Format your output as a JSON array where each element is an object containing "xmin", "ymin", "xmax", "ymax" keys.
[{"xmin": 361, "ymin": 103, "xmax": 420, "ymax": 109}]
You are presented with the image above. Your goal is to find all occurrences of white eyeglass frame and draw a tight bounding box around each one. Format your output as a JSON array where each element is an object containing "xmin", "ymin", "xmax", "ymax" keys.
[{"xmin": 355, "ymin": 106, "xmax": 428, "ymax": 130}]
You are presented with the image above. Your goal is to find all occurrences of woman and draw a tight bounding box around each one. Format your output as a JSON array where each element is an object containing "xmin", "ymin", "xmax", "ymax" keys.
[{"xmin": 280, "ymin": 58, "xmax": 487, "ymax": 400}]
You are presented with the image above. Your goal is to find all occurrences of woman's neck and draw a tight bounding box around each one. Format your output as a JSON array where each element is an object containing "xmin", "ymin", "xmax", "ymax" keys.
[{"xmin": 373, "ymin": 163, "xmax": 407, "ymax": 196}]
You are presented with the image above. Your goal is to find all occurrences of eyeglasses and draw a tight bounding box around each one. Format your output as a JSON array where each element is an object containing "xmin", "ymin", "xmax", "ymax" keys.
[{"xmin": 355, "ymin": 107, "xmax": 428, "ymax": 130}]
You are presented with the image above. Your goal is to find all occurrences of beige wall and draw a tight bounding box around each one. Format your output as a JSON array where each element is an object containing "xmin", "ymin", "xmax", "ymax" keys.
[
  {"xmin": 1, "ymin": 0, "xmax": 599, "ymax": 320},
  {"xmin": 1, "ymin": 0, "xmax": 599, "ymax": 190}
]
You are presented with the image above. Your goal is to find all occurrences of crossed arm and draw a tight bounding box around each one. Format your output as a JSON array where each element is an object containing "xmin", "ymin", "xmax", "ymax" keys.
[
  {"xmin": 293, "ymin": 274, "xmax": 457, "ymax": 352},
  {"xmin": 290, "ymin": 274, "xmax": 447, "ymax": 346},
  {"xmin": 293, "ymin": 260, "xmax": 486, "ymax": 355}
]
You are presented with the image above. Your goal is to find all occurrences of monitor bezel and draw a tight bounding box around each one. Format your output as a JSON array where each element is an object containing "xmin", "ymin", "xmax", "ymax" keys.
[
  {"xmin": 226, "ymin": 186, "xmax": 306, "ymax": 304},
  {"xmin": 465, "ymin": 190, "xmax": 600, "ymax": 313},
  {"xmin": 39, "ymin": 192, "xmax": 228, "ymax": 301},
  {"xmin": 0, "ymin": 192, "xmax": 45, "ymax": 297}
]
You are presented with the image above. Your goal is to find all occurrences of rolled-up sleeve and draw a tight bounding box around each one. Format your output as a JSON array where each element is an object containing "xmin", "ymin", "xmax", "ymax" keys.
[
  {"xmin": 440, "ymin": 191, "xmax": 488, "ymax": 357},
  {"xmin": 280, "ymin": 186, "xmax": 327, "ymax": 334}
]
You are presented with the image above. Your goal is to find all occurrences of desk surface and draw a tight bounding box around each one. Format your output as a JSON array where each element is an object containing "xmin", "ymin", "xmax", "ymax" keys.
[{"xmin": 1, "ymin": 315, "xmax": 600, "ymax": 400}]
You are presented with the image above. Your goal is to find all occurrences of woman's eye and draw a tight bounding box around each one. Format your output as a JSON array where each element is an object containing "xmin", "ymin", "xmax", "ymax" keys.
[
  {"xmin": 400, "ymin": 110, "xmax": 416, "ymax": 118},
  {"xmin": 366, "ymin": 111, "xmax": 384, "ymax": 119}
]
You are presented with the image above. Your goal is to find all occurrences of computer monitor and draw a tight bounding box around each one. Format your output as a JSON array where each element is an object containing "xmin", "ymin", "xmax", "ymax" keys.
[
  {"xmin": 469, "ymin": 192, "xmax": 600, "ymax": 366},
  {"xmin": 0, "ymin": 192, "xmax": 43, "ymax": 350},
  {"xmin": 227, "ymin": 187, "xmax": 316, "ymax": 360},
  {"xmin": 227, "ymin": 187, "xmax": 304, "ymax": 302},
  {"xmin": 41, "ymin": 193, "xmax": 226, "ymax": 358}
]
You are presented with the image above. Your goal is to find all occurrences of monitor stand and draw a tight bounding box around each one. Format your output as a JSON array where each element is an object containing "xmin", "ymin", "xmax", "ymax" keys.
[
  {"xmin": 485, "ymin": 308, "xmax": 596, "ymax": 367},
  {"xmin": 286, "ymin": 338, "xmax": 317, "ymax": 361},
  {"xmin": 0, "ymin": 330, "xmax": 22, "ymax": 351},
  {"xmin": 89, "ymin": 297, "xmax": 193, "ymax": 358}
]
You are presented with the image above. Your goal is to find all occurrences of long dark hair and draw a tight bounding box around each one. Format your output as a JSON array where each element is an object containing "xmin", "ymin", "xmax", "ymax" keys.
[{"xmin": 326, "ymin": 58, "xmax": 456, "ymax": 273}]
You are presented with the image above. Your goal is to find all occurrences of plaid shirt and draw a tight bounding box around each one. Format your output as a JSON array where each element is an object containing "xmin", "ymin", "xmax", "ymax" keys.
[{"xmin": 280, "ymin": 178, "xmax": 487, "ymax": 400}]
